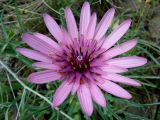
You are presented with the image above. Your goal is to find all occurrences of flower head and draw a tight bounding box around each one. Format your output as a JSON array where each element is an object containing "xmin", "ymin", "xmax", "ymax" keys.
[{"xmin": 16, "ymin": 2, "xmax": 147, "ymax": 116}]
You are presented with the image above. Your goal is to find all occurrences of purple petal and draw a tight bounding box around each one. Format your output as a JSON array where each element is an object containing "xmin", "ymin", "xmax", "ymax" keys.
[
  {"xmin": 80, "ymin": 2, "xmax": 91, "ymax": 38},
  {"xmin": 106, "ymin": 56, "xmax": 147, "ymax": 68},
  {"xmin": 97, "ymin": 80, "xmax": 132, "ymax": 99},
  {"xmin": 104, "ymin": 39, "xmax": 137, "ymax": 59},
  {"xmin": 86, "ymin": 13, "xmax": 97, "ymax": 40},
  {"xmin": 94, "ymin": 8, "xmax": 115, "ymax": 41},
  {"xmin": 32, "ymin": 62, "xmax": 60, "ymax": 70},
  {"xmin": 61, "ymin": 28, "xmax": 72, "ymax": 45},
  {"xmin": 43, "ymin": 13, "xmax": 63, "ymax": 42},
  {"xmin": 101, "ymin": 65, "xmax": 128, "ymax": 73},
  {"xmin": 33, "ymin": 32, "xmax": 60, "ymax": 50},
  {"xmin": 102, "ymin": 19, "xmax": 131, "ymax": 50},
  {"xmin": 21, "ymin": 33, "xmax": 56, "ymax": 55},
  {"xmin": 102, "ymin": 73, "xmax": 141, "ymax": 86},
  {"xmin": 71, "ymin": 74, "xmax": 81, "ymax": 95},
  {"xmin": 64, "ymin": 8, "xmax": 78, "ymax": 39},
  {"xmin": 77, "ymin": 83, "xmax": 93, "ymax": 116},
  {"xmin": 16, "ymin": 48, "xmax": 52, "ymax": 63},
  {"xmin": 90, "ymin": 83, "xmax": 106, "ymax": 107},
  {"xmin": 28, "ymin": 70, "xmax": 61, "ymax": 84},
  {"xmin": 52, "ymin": 80, "xmax": 73, "ymax": 107}
]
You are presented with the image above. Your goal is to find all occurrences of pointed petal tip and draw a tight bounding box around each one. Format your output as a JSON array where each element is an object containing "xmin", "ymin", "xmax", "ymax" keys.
[
  {"xmin": 119, "ymin": 91, "xmax": 132, "ymax": 99},
  {"xmin": 92, "ymin": 12, "xmax": 97, "ymax": 17},
  {"xmin": 119, "ymin": 19, "xmax": 132, "ymax": 29},
  {"xmin": 42, "ymin": 13, "xmax": 52, "ymax": 22},
  {"xmin": 27, "ymin": 74, "xmax": 33, "ymax": 83},
  {"xmin": 86, "ymin": 111, "xmax": 93, "ymax": 117},
  {"xmin": 21, "ymin": 33, "xmax": 33, "ymax": 42},
  {"xmin": 16, "ymin": 48, "xmax": 26, "ymax": 55},
  {"xmin": 136, "ymin": 57, "xmax": 148, "ymax": 66},
  {"xmin": 108, "ymin": 7, "xmax": 115, "ymax": 13},
  {"xmin": 127, "ymin": 39, "xmax": 138, "ymax": 48},
  {"xmin": 16, "ymin": 48, "xmax": 25, "ymax": 54},
  {"xmin": 99, "ymin": 99, "xmax": 107, "ymax": 108},
  {"xmin": 21, "ymin": 33, "xmax": 29, "ymax": 39},
  {"xmin": 129, "ymin": 80, "xmax": 142, "ymax": 87},
  {"xmin": 51, "ymin": 102, "xmax": 60, "ymax": 108},
  {"xmin": 83, "ymin": 1, "xmax": 90, "ymax": 6},
  {"xmin": 130, "ymin": 80, "xmax": 142, "ymax": 87},
  {"xmin": 131, "ymin": 39, "xmax": 138, "ymax": 44},
  {"xmin": 16, "ymin": 48, "xmax": 26, "ymax": 54},
  {"xmin": 16, "ymin": 48, "xmax": 21, "ymax": 52},
  {"xmin": 101, "ymin": 102, "xmax": 107, "ymax": 108},
  {"xmin": 143, "ymin": 58, "xmax": 148, "ymax": 64},
  {"xmin": 52, "ymin": 100, "xmax": 58, "ymax": 108},
  {"xmin": 42, "ymin": 13, "xmax": 49, "ymax": 18},
  {"xmin": 125, "ymin": 19, "xmax": 132, "ymax": 26},
  {"xmin": 51, "ymin": 100, "xmax": 60, "ymax": 108},
  {"xmin": 51, "ymin": 103, "xmax": 55, "ymax": 108},
  {"xmin": 32, "ymin": 63, "xmax": 37, "ymax": 67},
  {"xmin": 64, "ymin": 7, "xmax": 70, "ymax": 12},
  {"xmin": 126, "ymin": 94, "xmax": 132, "ymax": 99},
  {"xmin": 42, "ymin": 13, "xmax": 51, "ymax": 22},
  {"xmin": 27, "ymin": 73, "xmax": 39, "ymax": 84},
  {"xmin": 136, "ymin": 82, "xmax": 142, "ymax": 87}
]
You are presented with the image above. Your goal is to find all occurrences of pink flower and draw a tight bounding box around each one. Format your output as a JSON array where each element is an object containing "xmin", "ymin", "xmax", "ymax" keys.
[{"xmin": 16, "ymin": 2, "xmax": 147, "ymax": 116}]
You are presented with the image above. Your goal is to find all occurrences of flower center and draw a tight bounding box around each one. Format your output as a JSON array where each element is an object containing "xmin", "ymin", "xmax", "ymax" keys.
[
  {"xmin": 68, "ymin": 54, "xmax": 90, "ymax": 73},
  {"xmin": 77, "ymin": 55, "xmax": 83, "ymax": 61}
]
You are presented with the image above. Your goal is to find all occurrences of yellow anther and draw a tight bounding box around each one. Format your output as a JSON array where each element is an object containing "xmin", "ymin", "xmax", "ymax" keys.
[
  {"xmin": 88, "ymin": 50, "xmax": 91, "ymax": 54},
  {"xmin": 76, "ymin": 48, "xmax": 78, "ymax": 51},
  {"xmin": 80, "ymin": 79, "xmax": 85, "ymax": 84},
  {"xmin": 84, "ymin": 64, "xmax": 87, "ymax": 69},
  {"xmin": 93, "ymin": 54, "xmax": 97, "ymax": 58},
  {"xmin": 66, "ymin": 57, "xmax": 70, "ymax": 62},
  {"xmin": 71, "ymin": 62, "xmax": 74, "ymax": 65}
]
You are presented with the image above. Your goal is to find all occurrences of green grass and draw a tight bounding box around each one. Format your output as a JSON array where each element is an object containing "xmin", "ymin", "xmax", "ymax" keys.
[{"xmin": 0, "ymin": 0, "xmax": 160, "ymax": 120}]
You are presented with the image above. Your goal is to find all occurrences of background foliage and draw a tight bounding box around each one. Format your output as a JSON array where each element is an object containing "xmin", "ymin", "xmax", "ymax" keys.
[{"xmin": 0, "ymin": 0, "xmax": 160, "ymax": 120}]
